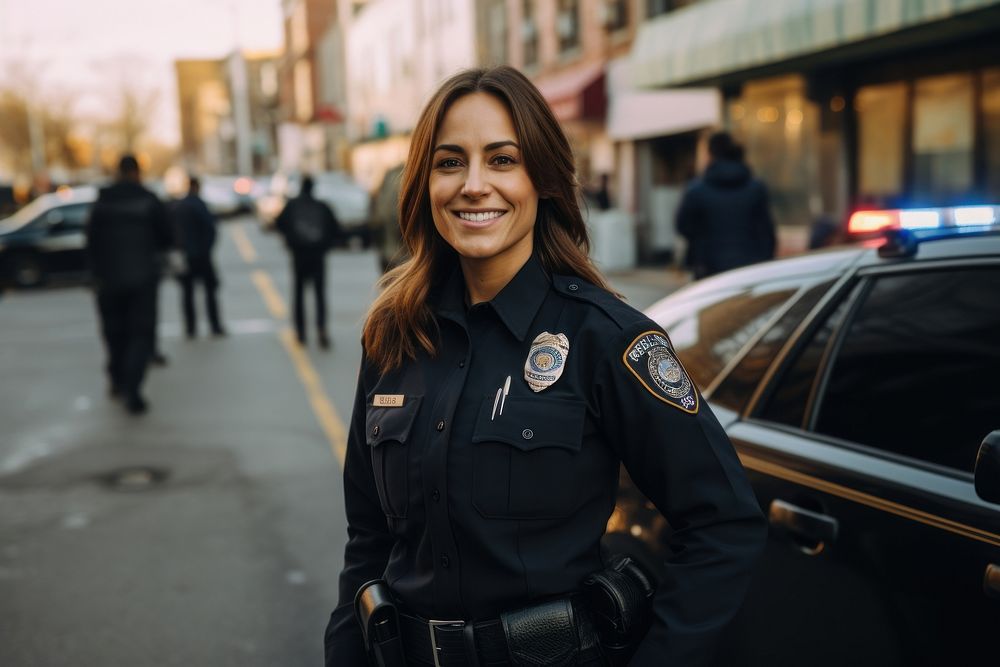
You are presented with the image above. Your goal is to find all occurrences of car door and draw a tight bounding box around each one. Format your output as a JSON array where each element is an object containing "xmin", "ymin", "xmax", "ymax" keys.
[
  {"xmin": 39, "ymin": 203, "xmax": 91, "ymax": 275},
  {"xmin": 717, "ymin": 261, "xmax": 1000, "ymax": 666}
]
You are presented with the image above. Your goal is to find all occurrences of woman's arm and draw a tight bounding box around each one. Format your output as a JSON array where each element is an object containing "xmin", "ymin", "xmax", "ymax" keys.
[
  {"xmin": 594, "ymin": 323, "xmax": 767, "ymax": 667},
  {"xmin": 324, "ymin": 363, "xmax": 395, "ymax": 667}
]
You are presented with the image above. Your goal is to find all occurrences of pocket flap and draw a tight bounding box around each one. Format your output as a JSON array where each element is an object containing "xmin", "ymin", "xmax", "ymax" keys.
[
  {"xmin": 472, "ymin": 395, "xmax": 584, "ymax": 452},
  {"xmin": 366, "ymin": 396, "xmax": 422, "ymax": 446}
]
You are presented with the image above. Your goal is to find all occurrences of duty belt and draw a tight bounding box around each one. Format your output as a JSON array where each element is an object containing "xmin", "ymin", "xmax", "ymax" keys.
[{"xmin": 399, "ymin": 614, "xmax": 509, "ymax": 667}]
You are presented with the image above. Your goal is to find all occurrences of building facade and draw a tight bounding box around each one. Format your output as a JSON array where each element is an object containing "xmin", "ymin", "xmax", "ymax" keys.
[
  {"xmin": 175, "ymin": 51, "xmax": 281, "ymax": 176},
  {"xmin": 626, "ymin": 0, "xmax": 1000, "ymax": 252}
]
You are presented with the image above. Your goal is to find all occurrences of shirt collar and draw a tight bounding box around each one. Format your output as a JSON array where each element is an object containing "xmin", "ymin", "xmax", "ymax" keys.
[
  {"xmin": 434, "ymin": 253, "xmax": 551, "ymax": 342},
  {"xmin": 488, "ymin": 253, "xmax": 550, "ymax": 342}
]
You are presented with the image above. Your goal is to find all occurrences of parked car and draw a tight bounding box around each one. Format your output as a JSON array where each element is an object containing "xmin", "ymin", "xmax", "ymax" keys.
[
  {"xmin": 0, "ymin": 186, "xmax": 97, "ymax": 287},
  {"xmin": 605, "ymin": 207, "xmax": 1000, "ymax": 666},
  {"xmin": 256, "ymin": 171, "xmax": 372, "ymax": 247},
  {"xmin": 369, "ymin": 164, "xmax": 406, "ymax": 272},
  {"xmin": 200, "ymin": 175, "xmax": 253, "ymax": 217}
]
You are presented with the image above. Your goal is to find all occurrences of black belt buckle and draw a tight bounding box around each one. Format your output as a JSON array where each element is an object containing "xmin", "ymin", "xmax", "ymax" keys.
[{"xmin": 428, "ymin": 619, "xmax": 465, "ymax": 667}]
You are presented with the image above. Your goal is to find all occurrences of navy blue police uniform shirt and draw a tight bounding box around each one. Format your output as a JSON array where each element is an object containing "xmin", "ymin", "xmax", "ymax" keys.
[{"xmin": 325, "ymin": 253, "xmax": 766, "ymax": 666}]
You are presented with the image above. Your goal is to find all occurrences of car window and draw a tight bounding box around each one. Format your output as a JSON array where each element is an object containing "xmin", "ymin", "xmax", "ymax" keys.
[
  {"xmin": 47, "ymin": 204, "xmax": 90, "ymax": 230},
  {"xmin": 657, "ymin": 283, "xmax": 799, "ymax": 391},
  {"xmin": 813, "ymin": 267, "xmax": 1000, "ymax": 472},
  {"xmin": 712, "ymin": 279, "xmax": 834, "ymax": 412},
  {"xmin": 756, "ymin": 289, "xmax": 854, "ymax": 428}
]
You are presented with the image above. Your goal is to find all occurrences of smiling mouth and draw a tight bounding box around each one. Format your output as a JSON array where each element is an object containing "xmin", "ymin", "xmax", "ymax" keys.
[{"xmin": 455, "ymin": 210, "xmax": 506, "ymax": 223}]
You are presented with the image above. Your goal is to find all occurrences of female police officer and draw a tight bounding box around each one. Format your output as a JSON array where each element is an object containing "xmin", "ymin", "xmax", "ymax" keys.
[{"xmin": 325, "ymin": 66, "xmax": 766, "ymax": 666}]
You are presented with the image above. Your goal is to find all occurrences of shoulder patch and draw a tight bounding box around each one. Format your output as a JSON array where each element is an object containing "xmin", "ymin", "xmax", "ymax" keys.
[{"xmin": 622, "ymin": 330, "xmax": 699, "ymax": 414}]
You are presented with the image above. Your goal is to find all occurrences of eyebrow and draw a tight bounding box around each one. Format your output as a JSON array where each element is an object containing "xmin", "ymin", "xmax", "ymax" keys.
[{"xmin": 433, "ymin": 140, "xmax": 520, "ymax": 154}]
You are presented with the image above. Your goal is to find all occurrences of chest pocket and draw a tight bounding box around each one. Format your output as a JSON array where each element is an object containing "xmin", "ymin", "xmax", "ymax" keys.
[
  {"xmin": 471, "ymin": 395, "xmax": 586, "ymax": 519},
  {"xmin": 366, "ymin": 397, "xmax": 422, "ymax": 519}
]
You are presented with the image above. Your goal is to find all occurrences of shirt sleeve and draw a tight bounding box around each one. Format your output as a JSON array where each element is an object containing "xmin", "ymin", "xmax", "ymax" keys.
[
  {"xmin": 324, "ymin": 360, "xmax": 395, "ymax": 667},
  {"xmin": 592, "ymin": 323, "xmax": 767, "ymax": 667}
]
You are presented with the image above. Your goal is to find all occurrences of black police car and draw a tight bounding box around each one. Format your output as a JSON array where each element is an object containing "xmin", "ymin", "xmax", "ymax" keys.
[
  {"xmin": 606, "ymin": 206, "xmax": 1000, "ymax": 666},
  {"xmin": 0, "ymin": 186, "xmax": 97, "ymax": 288}
]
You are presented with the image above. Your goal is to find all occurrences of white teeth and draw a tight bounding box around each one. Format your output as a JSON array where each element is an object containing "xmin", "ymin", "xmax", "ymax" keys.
[{"xmin": 458, "ymin": 211, "xmax": 503, "ymax": 222}]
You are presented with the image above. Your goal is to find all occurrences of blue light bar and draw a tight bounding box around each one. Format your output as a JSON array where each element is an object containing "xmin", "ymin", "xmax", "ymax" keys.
[{"xmin": 953, "ymin": 206, "xmax": 997, "ymax": 226}]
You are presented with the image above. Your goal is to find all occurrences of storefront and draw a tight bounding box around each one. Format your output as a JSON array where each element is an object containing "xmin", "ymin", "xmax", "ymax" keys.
[{"xmin": 627, "ymin": 0, "xmax": 1000, "ymax": 250}]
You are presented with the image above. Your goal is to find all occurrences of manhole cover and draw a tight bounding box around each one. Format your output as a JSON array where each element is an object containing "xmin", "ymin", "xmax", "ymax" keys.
[{"xmin": 97, "ymin": 466, "xmax": 169, "ymax": 491}]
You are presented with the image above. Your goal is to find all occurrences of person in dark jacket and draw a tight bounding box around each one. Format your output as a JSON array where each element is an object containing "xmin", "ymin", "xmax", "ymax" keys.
[
  {"xmin": 275, "ymin": 175, "xmax": 342, "ymax": 348},
  {"xmin": 324, "ymin": 66, "xmax": 765, "ymax": 667},
  {"xmin": 676, "ymin": 131, "xmax": 776, "ymax": 279},
  {"xmin": 173, "ymin": 176, "xmax": 226, "ymax": 338},
  {"xmin": 86, "ymin": 155, "xmax": 172, "ymax": 414}
]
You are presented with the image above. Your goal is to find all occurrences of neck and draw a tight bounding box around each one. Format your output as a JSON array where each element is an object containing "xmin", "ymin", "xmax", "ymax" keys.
[{"xmin": 460, "ymin": 248, "xmax": 531, "ymax": 305}]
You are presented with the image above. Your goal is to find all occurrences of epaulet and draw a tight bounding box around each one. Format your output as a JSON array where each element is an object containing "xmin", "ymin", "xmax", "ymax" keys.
[{"xmin": 551, "ymin": 274, "xmax": 649, "ymax": 331}]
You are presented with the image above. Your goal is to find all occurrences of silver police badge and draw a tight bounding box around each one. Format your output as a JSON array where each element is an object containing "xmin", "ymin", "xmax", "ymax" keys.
[
  {"xmin": 524, "ymin": 331, "xmax": 569, "ymax": 392},
  {"xmin": 622, "ymin": 330, "xmax": 699, "ymax": 413}
]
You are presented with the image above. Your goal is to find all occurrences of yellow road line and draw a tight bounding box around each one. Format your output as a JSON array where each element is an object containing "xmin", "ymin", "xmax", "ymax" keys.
[
  {"xmin": 251, "ymin": 270, "xmax": 287, "ymax": 320},
  {"xmin": 279, "ymin": 327, "xmax": 348, "ymax": 466},
  {"xmin": 247, "ymin": 267, "xmax": 347, "ymax": 467},
  {"xmin": 230, "ymin": 224, "xmax": 258, "ymax": 263}
]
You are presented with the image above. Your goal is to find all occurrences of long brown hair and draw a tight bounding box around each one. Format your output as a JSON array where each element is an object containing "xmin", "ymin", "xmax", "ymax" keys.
[{"xmin": 363, "ymin": 65, "xmax": 612, "ymax": 373}]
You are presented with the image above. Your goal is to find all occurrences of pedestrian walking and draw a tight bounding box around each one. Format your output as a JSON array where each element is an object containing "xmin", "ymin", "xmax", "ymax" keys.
[
  {"xmin": 675, "ymin": 131, "xmax": 776, "ymax": 279},
  {"xmin": 275, "ymin": 175, "xmax": 342, "ymax": 348},
  {"xmin": 85, "ymin": 155, "xmax": 172, "ymax": 414},
  {"xmin": 324, "ymin": 66, "xmax": 766, "ymax": 667},
  {"xmin": 173, "ymin": 176, "xmax": 226, "ymax": 338}
]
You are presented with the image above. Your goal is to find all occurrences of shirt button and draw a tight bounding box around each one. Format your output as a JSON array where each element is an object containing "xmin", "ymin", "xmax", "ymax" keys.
[
  {"xmin": 440, "ymin": 555, "xmax": 450, "ymax": 569},
  {"xmin": 522, "ymin": 428, "xmax": 534, "ymax": 440},
  {"xmin": 372, "ymin": 425, "xmax": 380, "ymax": 437},
  {"xmin": 568, "ymin": 283, "xmax": 579, "ymax": 291},
  {"xmin": 436, "ymin": 420, "xmax": 446, "ymax": 432},
  {"xmin": 458, "ymin": 360, "xmax": 465, "ymax": 368},
  {"xmin": 432, "ymin": 489, "xmax": 441, "ymax": 502}
]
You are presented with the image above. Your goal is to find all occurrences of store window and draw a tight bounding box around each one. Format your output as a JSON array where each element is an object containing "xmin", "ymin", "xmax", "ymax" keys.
[
  {"xmin": 729, "ymin": 75, "xmax": 821, "ymax": 230},
  {"xmin": 983, "ymin": 68, "xmax": 1000, "ymax": 200},
  {"xmin": 647, "ymin": 0, "xmax": 699, "ymax": 17},
  {"xmin": 486, "ymin": 0, "xmax": 507, "ymax": 64},
  {"xmin": 912, "ymin": 74, "xmax": 974, "ymax": 201},
  {"xmin": 522, "ymin": 0, "xmax": 538, "ymax": 67},
  {"xmin": 856, "ymin": 82, "xmax": 906, "ymax": 204},
  {"xmin": 557, "ymin": 0, "xmax": 580, "ymax": 54},
  {"xmin": 603, "ymin": 0, "xmax": 629, "ymax": 32}
]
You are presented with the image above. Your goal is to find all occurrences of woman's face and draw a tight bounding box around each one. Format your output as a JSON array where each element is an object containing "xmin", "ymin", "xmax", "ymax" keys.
[{"xmin": 429, "ymin": 92, "xmax": 539, "ymax": 274}]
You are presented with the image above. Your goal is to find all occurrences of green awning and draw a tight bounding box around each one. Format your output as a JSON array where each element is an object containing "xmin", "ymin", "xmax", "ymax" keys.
[{"xmin": 628, "ymin": 0, "xmax": 1000, "ymax": 88}]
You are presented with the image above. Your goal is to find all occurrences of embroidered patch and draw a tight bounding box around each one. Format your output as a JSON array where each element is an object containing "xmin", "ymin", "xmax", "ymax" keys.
[
  {"xmin": 524, "ymin": 331, "xmax": 569, "ymax": 392},
  {"xmin": 622, "ymin": 330, "xmax": 699, "ymax": 413},
  {"xmin": 373, "ymin": 394, "xmax": 405, "ymax": 407}
]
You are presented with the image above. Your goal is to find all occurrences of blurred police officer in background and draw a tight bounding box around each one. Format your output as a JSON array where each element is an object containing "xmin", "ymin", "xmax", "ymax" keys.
[
  {"xmin": 86, "ymin": 155, "xmax": 173, "ymax": 415},
  {"xmin": 173, "ymin": 176, "xmax": 226, "ymax": 338},
  {"xmin": 275, "ymin": 175, "xmax": 342, "ymax": 349},
  {"xmin": 676, "ymin": 131, "xmax": 776, "ymax": 279}
]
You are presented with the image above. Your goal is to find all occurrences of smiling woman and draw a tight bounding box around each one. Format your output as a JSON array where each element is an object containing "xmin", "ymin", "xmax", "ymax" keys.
[{"xmin": 324, "ymin": 66, "xmax": 766, "ymax": 667}]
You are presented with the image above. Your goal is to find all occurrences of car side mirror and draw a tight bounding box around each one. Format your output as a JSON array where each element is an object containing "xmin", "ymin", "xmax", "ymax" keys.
[{"xmin": 974, "ymin": 431, "xmax": 1000, "ymax": 504}]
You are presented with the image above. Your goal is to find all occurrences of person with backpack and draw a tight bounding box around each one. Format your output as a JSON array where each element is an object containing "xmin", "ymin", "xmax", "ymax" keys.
[{"xmin": 275, "ymin": 175, "xmax": 343, "ymax": 348}]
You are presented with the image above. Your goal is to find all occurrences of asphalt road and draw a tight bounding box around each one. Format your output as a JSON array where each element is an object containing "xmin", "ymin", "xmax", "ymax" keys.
[
  {"xmin": 0, "ymin": 216, "xmax": 379, "ymax": 666},
  {"xmin": 0, "ymin": 216, "xmax": 681, "ymax": 666}
]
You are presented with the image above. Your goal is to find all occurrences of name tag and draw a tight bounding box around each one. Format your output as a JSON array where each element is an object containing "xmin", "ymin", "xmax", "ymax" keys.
[{"xmin": 373, "ymin": 394, "xmax": 405, "ymax": 407}]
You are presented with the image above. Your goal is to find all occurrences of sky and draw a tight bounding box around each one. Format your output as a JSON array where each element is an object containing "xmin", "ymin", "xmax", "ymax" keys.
[{"xmin": 0, "ymin": 0, "xmax": 284, "ymax": 145}]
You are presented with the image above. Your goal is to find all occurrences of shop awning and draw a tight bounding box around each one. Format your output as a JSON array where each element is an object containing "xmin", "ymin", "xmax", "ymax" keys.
[
  {"xmin": 628, "ymin": 0, "xmax": 1000, "ymax": 88},
  {"xmin": 607, "ymin": 89, "xmax": 720, "ymax": 140},
  {"xmin": 535, "ymin": 62, "xmax": 607, "ymax": 122}
]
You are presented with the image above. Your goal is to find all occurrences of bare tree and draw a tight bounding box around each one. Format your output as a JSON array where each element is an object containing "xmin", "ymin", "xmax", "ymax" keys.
[{"xmin": 95, "ymin": 55, "xmax": 162, "ymax": 153}]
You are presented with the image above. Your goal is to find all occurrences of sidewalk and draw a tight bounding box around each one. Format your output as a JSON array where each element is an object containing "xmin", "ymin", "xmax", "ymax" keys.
[{"xmin": 605, "ymin": 265, "xmax": 691, "ymax": 312}]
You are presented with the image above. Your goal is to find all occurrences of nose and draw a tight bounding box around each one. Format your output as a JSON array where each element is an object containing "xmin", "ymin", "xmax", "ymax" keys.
[{"xmin": 461, "ymin": 163, "xmax": 489, "ymax": 198}]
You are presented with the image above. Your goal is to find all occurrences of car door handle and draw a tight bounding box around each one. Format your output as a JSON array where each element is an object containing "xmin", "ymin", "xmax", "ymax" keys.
[{"xmin": 768, "ymin": 499, "xmax": 839, "ymax": 556}]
